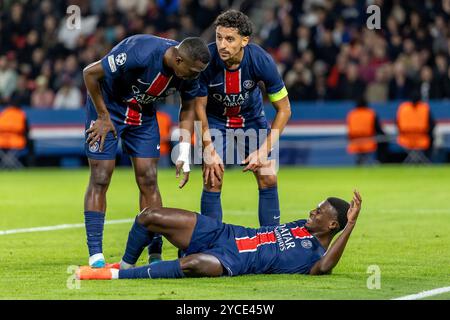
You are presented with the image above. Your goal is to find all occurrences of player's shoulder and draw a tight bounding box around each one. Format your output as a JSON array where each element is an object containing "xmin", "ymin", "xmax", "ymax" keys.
[
  {"xmin": 207, "ymin": 42, "xmax": 220, "ymax": 63},
  {"xmin": 246, "ymin": 43, "xmax": 273, "ymax": 60},
  {"xmin": 245, "ymin": 43, "xmax": 277, "ymax": 71},
  {"xmin": 201, "ymin": 42, "xmax": 221, "ymax": 74},
  {"xmin": 208, "ymin": 42, "xmax": 218, "ymax": 52},
  {"xmin": 287, "ymin": 219, "xmax": 308, "ymax": 228},
  {"xmin": 121, "ymin": 34, "xmax": 178, "ymax": 50}
]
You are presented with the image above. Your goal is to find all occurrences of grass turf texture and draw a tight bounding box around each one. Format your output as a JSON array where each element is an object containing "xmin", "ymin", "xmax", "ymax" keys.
[{"xmin": 0, "ymin": 166, "xmax": 449, "ymax": 300}]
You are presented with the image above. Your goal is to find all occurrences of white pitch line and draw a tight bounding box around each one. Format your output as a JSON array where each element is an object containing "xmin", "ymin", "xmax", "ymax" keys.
[
  {"xmin": 0, "ymin": 218, "xmax": 134, "ymax": 236},
  {"xmin": 0, "ymin": 211, "xmax": 255, "ymax": 236},
  {"xmin": 392, "ymin": 286, "xmax": 450, "ymax": 300}
]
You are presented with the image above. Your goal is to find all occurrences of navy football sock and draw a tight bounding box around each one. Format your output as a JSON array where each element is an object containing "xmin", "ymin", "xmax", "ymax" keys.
[
  {"xmin": 148, "ymin": 233, "xmax": 163, "ymax": 256},
  {"xmin": 84, "ymin": 211, "xmax": 105, "ymax": 256},
  {"xmin": 258, "ymin": 186, "xmax": 280, "ymax": 226},
  {"xmin": 122, "ymin": 217, "xmax": 154, "ymax": 265},
  {"xmin": 118, "ymin": 260, "xmax": 184, "ymax": 279},
  {"xmin": 201, "ymin": 190, "xmax": 222, "ymax": 221}
]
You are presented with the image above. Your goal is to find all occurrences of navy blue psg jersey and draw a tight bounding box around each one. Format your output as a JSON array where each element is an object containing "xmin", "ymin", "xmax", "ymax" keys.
[
  {"xmin": 231, "ymin": 219, "xmax": 326, "ymax": 275},
  {"xmin": 99, "ymin": 34, "xmax": 199, "ymax": 125},
  {"xmin": 197, "ymin": 43, "xmax": 287, "ymax": 128}
]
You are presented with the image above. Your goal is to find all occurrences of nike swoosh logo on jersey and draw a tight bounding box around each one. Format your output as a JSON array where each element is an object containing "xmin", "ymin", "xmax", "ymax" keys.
[
  {"xmin": 137, "ymin": 78, "xmax": 152, "ymax": 85},
  {"xmin": 208, "ymin": 82, "xmax": 223, "ymax": 87}
]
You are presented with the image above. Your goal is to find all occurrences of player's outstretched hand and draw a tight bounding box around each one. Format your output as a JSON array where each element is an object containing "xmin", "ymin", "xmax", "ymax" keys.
[
  {"xmin": 203, "ymin": 148, "xmax": 224, "ymax": 187},
  {"xmin": 176, "ymin": 160, "xmax": 190, "ymax": 189},
  {"xmin": 347, "ymin": 190, "xmax": 362, "ymax": 225},
  {"xmin": 86, "ymin": 117, "xmax": 117, "ymax": 152},
  {"xmin": 176, "ymin": 141, "xmax": 191, "ymax": 188}
]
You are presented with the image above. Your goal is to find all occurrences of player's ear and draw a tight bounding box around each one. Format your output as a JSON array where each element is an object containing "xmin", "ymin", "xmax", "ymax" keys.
[
  {"xmin": 241, "ymin": 36, "xmax": 250, "ymax": 48},
  {"xmin": 175, "ymin": 56, "xmax": 183, "ymax": 65},
  {"xmin": 329, "ymin": 220, "xmax": 338, "ymax": 233}
]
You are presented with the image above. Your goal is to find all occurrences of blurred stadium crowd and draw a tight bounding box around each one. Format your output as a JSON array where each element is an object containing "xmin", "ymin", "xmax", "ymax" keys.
[{"xmin": 1, "ymin": 0, "xmax": 450, "ymax": 109}]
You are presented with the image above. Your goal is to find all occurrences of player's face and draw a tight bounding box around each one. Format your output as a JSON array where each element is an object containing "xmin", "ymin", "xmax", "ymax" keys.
[
  {"xmin": 174, "ymin": 56, "xmax": 207, "ymax": 80},
  {"xmin": 216, "ymin": 26, "xmax": 249, "ymax": 62},
  {"xmin": 305, "ymin": 200, "xmax": 338, "ymax": 233}
]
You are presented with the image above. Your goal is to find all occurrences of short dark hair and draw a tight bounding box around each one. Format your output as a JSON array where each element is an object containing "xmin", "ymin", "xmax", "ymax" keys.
[
  {"xmin": 178, "ymin": 37, "xmax": 211, "ymax": 65},
  {"xmin": 327, "ymin": 197, "xmax": 350, "ymax": 233},
  {"xmin": 214, "ymin": 10, "xmax": 253, "ymax": 37}
]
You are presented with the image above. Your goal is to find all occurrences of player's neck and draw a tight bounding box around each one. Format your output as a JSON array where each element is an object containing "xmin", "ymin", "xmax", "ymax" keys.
[
  {"xmin": 163, "ymin": 46, "xmax": 176, "ymax": 72},
  {"xmin": 223, "ymin": 48, "xmax": 245, "ymax": 70},
  {"xmin": 313, "ymin": 232, "xmax": 333, "ymax": 249}
]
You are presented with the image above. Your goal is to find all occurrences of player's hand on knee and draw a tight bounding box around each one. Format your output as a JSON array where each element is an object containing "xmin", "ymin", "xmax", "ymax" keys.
[
  {"xmin": 242, "ymin": 149, "xmax": 268, "ymax": 173},
  {"xmin": 86, "ymin": 117, "xmax": 117, "ymax": 152}
]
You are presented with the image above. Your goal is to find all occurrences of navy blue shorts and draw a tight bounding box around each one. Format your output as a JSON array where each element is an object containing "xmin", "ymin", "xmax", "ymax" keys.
[
  {"xmin": 85, "ymin": 98, "xmax": 160, "ymax": 160},
  {"xmin": 207, "ymin": 116, "xmax": 272, "ymax": 165},
  {"xmin": 181, "ymin": 214, "xmax": 244, "ymax": 276}
]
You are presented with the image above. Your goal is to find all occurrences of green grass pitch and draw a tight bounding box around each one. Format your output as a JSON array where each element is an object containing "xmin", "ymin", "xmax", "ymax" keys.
[{"xmin": 0, "ymin": 166, "xmax": 449, "ymax": 300}]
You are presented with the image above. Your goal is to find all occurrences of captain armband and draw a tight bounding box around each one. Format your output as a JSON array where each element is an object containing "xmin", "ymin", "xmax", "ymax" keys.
[{"xmin": 268, "ymin": 86, "xmax": 288, "ymax": 102}]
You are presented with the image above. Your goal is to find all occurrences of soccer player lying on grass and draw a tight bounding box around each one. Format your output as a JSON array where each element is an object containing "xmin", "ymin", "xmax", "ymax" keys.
[{"xmin": 77, "ymin": 191, "xmax": 362, "ymax": 280}]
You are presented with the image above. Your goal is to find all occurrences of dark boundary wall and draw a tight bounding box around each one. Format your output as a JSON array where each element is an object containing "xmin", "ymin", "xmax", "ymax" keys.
[{"xmin": 2, "ymin": 100, "xmax": 450, "ymax": 166}]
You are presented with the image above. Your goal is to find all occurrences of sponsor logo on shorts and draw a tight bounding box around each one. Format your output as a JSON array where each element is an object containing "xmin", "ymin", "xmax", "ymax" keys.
[{"xmin": 301, "ymin": 240, "xmax": 312, "ymax": 249}]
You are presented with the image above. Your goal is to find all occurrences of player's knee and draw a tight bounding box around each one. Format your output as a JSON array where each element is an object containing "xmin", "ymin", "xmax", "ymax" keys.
[
  {"xmin": 137, "ymin": 207, "xmax": 164, "ymax": 226},
  {"xmin": 180, "ymin": 255, "xmax": 223, "ymax": 277},
  {"xmin": 90, "ymin": 169, "xmax": 112, "ymax": 189},
  {"xmin": 257, "ymin": 174, "xmax": 277, "ymax": 189},
  {"xmin": 135, "ymin": 168, "xmax": 158, "ymax": 189},
  {"xmin": 180, "ymin": 256, "xmax": 205, "ymax": 276}
]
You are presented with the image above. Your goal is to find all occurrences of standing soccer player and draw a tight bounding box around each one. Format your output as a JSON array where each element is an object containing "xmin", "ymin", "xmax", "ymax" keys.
[
  {"xmin": 83, "ymin": 35, "xmax": 210, "ymax": 267},
  {"xmin": 194, "ymin": 10, "xmax": 291, "ymax": 226}
]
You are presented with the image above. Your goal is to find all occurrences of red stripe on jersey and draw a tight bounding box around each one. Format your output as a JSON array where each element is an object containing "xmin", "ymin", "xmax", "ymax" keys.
[
  {"xmin": 235, "ymin": 231, "xmax": 276, "ymax": 253},
  {"xmin": 145, "ymin": 73, "xmax": 172, "ymax": 96},
  {"xmin": 124, "ymin": 98, "xmax": 142, "ymax": 125},
  {"xmin": 224, "ymin": 69, "xmax": 241, "ymax": 94},
  {"xmin": 224, "ymin": 105, "xmax": 245, "ymax": 128},
  {"xmin": 291, "ymin": 226, "xmax": 313, "ymax": 239},
  {"xmin": 224, "ymin": 70, "xmax": 244, "ymax": 128},
  {"xmin": 223, "ymin": 105, "xmax": 241, "ymax": 116},
  {"xmin": 227, "ymin": 116, "xmax": 245, "ymax": 128}
]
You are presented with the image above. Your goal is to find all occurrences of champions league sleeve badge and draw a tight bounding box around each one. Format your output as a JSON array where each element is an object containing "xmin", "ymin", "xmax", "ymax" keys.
[{"xmin": 115, "ymin": 53, "xmax": 127, "ymax": 66}]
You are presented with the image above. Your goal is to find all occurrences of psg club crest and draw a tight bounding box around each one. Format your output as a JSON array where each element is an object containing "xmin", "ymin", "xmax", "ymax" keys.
[
  {"xmin": 301, "ymin": 240, "xmax": 312, "ymax": 249},
  {"xmin": 89, "ymin": 141, "xmax": 99, "ymax": 153},
  {"xmin": 243, "ymin": 80, "xmax": 255, "ymax": 89},
  {"xmin": 115, "ymin": 53, "xmax": 127, "ymax": 66}
]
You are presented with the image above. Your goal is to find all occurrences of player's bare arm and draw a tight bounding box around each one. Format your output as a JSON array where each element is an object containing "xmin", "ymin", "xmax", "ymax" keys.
[
  {"xmin": 176, "ymin": 98, "xmax": 196, "ymax": 188},
  {"xmin": 309, "ymin": 190, "xmax": 362, "ymax": 275},
  {"xmin": 83, "ymin": 61, "xmax": 117, "ymax": 152},
  {"xmin": 243, "ymin": 95, "xmax": 291, "ymax": 172},
  {"xmin": 195, "ymin": 95, "xmax": 224, "ymax": 188}
]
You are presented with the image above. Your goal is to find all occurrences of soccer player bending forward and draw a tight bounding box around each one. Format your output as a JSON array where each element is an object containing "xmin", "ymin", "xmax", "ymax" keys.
[{"xmin": 77, "ymin": 191, "xmax": 362, "ymax": 279}]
